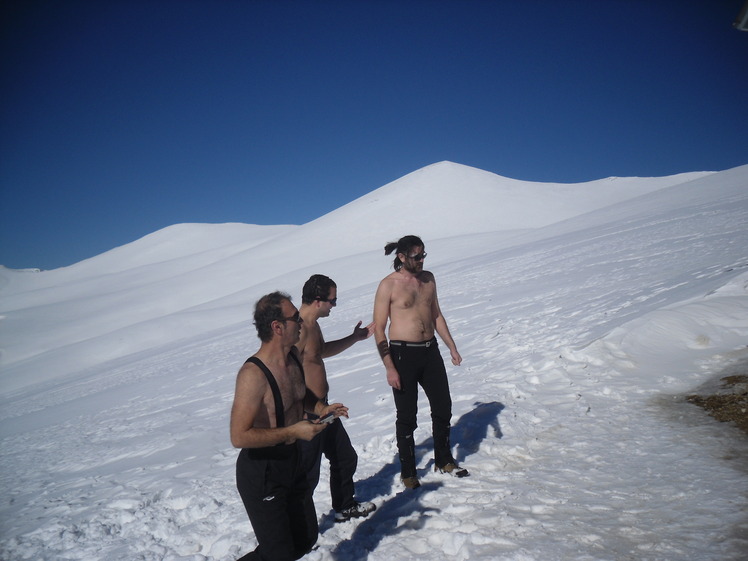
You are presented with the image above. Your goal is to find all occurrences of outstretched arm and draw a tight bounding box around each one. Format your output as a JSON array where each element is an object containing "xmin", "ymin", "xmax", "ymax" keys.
[{"xmin": 322, "ymin": 321, "xmax": 375, "ymax": 358}]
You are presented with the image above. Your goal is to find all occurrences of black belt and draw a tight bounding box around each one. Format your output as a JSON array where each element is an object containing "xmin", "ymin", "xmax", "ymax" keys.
[{"xmin": 390, "ymin": 337, "xmax": 436, "ymax": 348}]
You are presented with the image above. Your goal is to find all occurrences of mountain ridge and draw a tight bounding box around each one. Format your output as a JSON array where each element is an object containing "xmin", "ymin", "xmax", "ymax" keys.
[{"xmin": 0, "ymin": 162, "xmax": 738, "ymax": 396}]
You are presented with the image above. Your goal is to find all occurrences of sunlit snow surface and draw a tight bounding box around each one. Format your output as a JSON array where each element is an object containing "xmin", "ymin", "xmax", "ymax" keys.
[{"xmin": 1, "ymin": 162, "xmax": 747, "ymax": 560}]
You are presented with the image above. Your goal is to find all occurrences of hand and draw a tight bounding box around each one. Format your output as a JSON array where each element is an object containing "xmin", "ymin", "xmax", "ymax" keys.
[
  {"xmin": 321, "ymin": 402, "xmax": 349, "ymax": 420},
  {"xmin": 352, "ymin": 321, "xmax": 375, "ymax": 341},
  {"xmin": 451, "ymin": 350, "xmax": 462, "ymax": 366},
  {"xmin": 386, "ymin": 367, "xmax": 401, "ymax": 390},
  {"xmin": 293, "ymin": 419, "xmax": 329, "ymax": 441}
]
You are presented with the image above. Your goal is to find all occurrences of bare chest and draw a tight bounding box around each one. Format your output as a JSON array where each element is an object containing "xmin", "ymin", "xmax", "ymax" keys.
[
  {"xmin": 392, "ymin": 279, "xmax": 434, "ymax": 311},
  {"xmin": 260, "ymin": 363, "xmax": 306, "ymax": 427}
]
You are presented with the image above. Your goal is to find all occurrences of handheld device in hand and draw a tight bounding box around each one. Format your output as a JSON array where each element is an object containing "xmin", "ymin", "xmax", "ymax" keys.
[{"xmin": 318, "ymin": 413, "xmax": 335, "ymax": 424}]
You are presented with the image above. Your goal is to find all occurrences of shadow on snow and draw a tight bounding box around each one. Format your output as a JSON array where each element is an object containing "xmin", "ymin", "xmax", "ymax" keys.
[{"xmin": 322, "ymin": 401, "xmax": 504, "ymax": 560}]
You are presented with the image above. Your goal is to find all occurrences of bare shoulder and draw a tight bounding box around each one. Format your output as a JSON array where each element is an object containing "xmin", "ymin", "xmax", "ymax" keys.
[
  {"xmin": 375, "ymin": 273, "xmax": 397, "ymax": 297},
  {"xmin": 236, "ymin": 358, "xmax": 268, "ymax": 391},
  {"xmin": 298, "ymin": 321, "xmax": 322, "ymax": 355},
  {"xmin": 231, "ymin": 356, "xmax": 274, "ymax": 436},
  {"xmin": 296, "ymin": 321, "xmax": 310, "ymax": 353},
  {"xmin": 419, "ymin": 270, "xmax": 435, "ymax": 283},
  {"xmin": 379, "ymin": 271, "xmax": 399, "ymax": 286}
]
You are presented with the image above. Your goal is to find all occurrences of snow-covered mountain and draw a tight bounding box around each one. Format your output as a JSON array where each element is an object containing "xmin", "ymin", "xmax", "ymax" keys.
[
  {"xmin": 0, "ymin": 162, "xmax": 712, "ymax": 395},
  {"xmin": 1, "ymin": 162, "xmax": 746, "ymax": 560}
]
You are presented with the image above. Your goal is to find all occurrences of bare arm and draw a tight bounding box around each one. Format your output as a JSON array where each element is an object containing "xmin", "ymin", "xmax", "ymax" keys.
[
  {"xmin": 230, "ymin": 360, "xmax": 346, "ymax": 448},
  {"xmin": 305, "ymin": 390, "xmax": 349, "ymax": 420},
  {"xmin": 322, "ymin": 321, "xmax": 375, "ymax": 358},
  {"xmin": 300, "ymin": 322, "xmax": 329, "ymax": 399},
  {"xmin": 229, "ymin": 364, "xmax": 300, "ymax": 448},
  {"xmin": 431, "ymin": 286, "xmax": 462, "ymax": 366},
  {"xmin": 373, "ymin": 278, "xmax": 401, "ymax": 390}
]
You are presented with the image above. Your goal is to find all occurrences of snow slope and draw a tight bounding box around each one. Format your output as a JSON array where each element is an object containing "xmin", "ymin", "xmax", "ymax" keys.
[
  {"xmin": 0, "ymin": 162, "xmax": 710, "ymax": 395},
  {"xmin": 0, "ymin": 161, "xmax": 746, "ymax": 560}
]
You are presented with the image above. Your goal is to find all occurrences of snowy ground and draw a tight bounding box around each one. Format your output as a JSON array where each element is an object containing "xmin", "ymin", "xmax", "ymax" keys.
[{"xmin": 1, "ymin": 162, "xmax": 747, "ymax": 560}]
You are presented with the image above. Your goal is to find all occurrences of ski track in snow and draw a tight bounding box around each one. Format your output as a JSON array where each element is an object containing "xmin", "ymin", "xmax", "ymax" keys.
[{"xmin": 2, "ymin": 166, "xmax": 748, "ymax": 560}]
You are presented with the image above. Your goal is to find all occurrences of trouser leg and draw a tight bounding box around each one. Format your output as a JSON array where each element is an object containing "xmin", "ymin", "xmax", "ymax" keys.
[
  {"xmin": 298, "ymin": 431, "xmax": 324, "ymax": 498},
  {"xmin": 235, "ymin": 446, "xmax": 318, "ymax": 561},
  {"xmin": 391, "ymin": 344, "xmax": 420, "ymax": 477},
  {"xmin": 421, "ymin": 345, "xmax": 453, "ymax": 467},
  {"xmin": 288, "ymin": 470, "xmax": 318, "ymax": 558},
  {"xmin": 395, "ymin": 434, "xmax": 417, "ymax": 478},
  {"xmin": 323, "ymin": 418, "xmax": 358, "ymax": 511}
]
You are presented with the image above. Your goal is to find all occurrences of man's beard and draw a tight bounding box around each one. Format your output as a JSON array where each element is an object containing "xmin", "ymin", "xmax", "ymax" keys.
[{"xmin": 403, "ymin": 261, "xmax": 422, "ymax": 274}]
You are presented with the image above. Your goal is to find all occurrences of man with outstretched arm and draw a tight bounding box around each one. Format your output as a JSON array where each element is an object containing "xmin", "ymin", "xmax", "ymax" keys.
[
  {"xmin": 297, "ymin": 274, "xmax": 376, "ymax": 522},
  {"xmin": 230, "ymin": 291, "xmax": 348, "ymax": 560},
  {"xmin": 373, "ymin": 235, "xmax": 468, "ymax": 490}
]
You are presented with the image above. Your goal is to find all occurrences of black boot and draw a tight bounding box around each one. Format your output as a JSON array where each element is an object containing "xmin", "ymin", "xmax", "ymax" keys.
[
  {"xmin": 433, "ymin": 423, "xmax": 469, "ymax": 477},
  {"xmin": 396, "ymin": 434, "xmax": 420, "ymax": 488},
  {"xmin": 433, "ymin": 423, "xmax": 453, "ymax": 468}
]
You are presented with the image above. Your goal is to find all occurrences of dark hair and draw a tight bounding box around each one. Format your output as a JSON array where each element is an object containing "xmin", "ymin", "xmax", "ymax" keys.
[
  {"xmin": 384, "ymin": 235, "xmax": 424, "ymax": 271},
  {"xmin": 253, "ymin": 291, "xmax": 292, "ymax": 342},
  {"xmin": 301, "ymin": 274, "xmax": 337, "ymax": 304}
]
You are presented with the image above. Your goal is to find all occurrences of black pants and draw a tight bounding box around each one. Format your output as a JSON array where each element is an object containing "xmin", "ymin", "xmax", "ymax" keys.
[
  {"xmin": 390, "ymin": 338, "xmax": 454, "ymax": 477},
  {"xmin": 299, "ymin": 417, "xmax": 359, "ymax": 512},
  {"xmin": 235, "ymin": 443, "xmax": 318, "ymax": 561}
]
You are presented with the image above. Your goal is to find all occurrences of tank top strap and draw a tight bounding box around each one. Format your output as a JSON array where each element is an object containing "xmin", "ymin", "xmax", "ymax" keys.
[{"xmin": 245, "ymin": 356, "xmax": 285, "ymax": 427}]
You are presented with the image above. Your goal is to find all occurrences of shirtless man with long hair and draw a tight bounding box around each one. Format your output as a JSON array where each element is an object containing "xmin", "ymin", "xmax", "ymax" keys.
[{"xmin": 373, "ymin": 235, "xmax": 468, "ymax": 489}]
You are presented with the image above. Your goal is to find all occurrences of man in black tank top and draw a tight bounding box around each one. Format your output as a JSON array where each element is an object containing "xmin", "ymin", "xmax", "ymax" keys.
[{"xmin": 230, "ymin": 291, "xmax": 349, "ymax": 561}]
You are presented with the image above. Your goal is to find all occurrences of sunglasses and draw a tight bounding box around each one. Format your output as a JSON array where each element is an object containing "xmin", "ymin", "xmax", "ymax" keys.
[
  {"xmin": 279, "ymin": 312, "xmax": 303, "ymax": 324},
  {"xmin": 316, "ymin": 297, "xmax": 337, "ymax": 305},
  {"xmin": 406, "ymin": 252, "xmax": 427, "ymax": 261}
]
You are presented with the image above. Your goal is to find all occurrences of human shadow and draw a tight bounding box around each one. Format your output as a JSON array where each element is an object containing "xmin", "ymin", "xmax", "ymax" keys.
[
  {"xmin": 453, "ymin": 401, "xmax": 505, "ymax": 464},
  {"xmin": 324, "ymin": 400, "xmax": 505, "ymax": 560},
  {"xmin": 328, "ymin": 481, "xmax": 442, "ymax": 560}
]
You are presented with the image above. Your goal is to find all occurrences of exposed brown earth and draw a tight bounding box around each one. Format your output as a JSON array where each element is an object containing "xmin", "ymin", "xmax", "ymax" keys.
[{"xmin": 686, "ymin": 375, "xmax": 748, "ymax": 436}]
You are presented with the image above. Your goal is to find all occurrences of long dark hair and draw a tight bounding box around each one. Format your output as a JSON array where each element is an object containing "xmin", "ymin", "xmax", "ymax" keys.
[{"xmin": 384, "ymin": 235, "xmax": 424, "ymax": 271}]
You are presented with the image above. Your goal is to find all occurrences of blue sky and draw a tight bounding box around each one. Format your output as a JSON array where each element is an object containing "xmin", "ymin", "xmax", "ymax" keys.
[{"xmin": 2, "ymin": 0, "xmax": 747, "ymax": 271}]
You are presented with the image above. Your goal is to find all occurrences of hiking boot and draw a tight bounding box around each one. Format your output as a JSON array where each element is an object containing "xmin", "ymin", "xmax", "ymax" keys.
[
  {"xmin": 334, "ymin": 501, "xmax": 376, "ymax": 522},
  {"xmin": 401, "ymin": 475, "xmax": 421, "ymax": 489},
  {"xmin": 435, "ymin": 462, "xmax": 470, "ymax": 478}
]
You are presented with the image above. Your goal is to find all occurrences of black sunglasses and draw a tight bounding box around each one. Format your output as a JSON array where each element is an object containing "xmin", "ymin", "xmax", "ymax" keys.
[
  {"xmin": 406, "ymin": 252, "xmax": 427, "ymax": 261},
  {"xmin": 316, "ymin": 297, "xmax": 337, "ymax": 305},
  {"xmin": 279, "ymin": 312, "xmax": 302, "ymax": 324}
]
